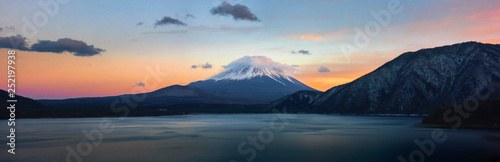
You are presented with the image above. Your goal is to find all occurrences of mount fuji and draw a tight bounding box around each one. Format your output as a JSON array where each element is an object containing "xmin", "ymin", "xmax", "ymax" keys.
[{"xmin": 188, "ymin": 56, "xmax": 318, "ymax": 101}]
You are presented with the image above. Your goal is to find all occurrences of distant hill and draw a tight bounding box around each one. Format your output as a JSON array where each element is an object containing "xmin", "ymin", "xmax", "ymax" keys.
[
  {"xmin": 39, "ymin": 85, "xmax": 222, "ymax": 109},
  {"xmin": 0, "ymin": 90, "xmax": 47, "ymax": 118},
  {"xmin": 36, "ymin": 85, "xmax": 270, "ymax": 118},
  {"xmin": 268, "ymin": 90, "xmax": 323, "ymax": 112},
  {"xmin": 270, "ymin": 42, "xmax": 500, "ymax": 114}
]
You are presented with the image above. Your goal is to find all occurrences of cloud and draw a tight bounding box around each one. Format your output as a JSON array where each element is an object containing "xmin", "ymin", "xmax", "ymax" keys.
[
  {"xmin": 142, "ymin": 30, "xmax": 189, "ymax": 35},
  {"xmin": 467, "ymin": 7, "xmax": 500, "ymax": 22},
  {"xmin": 210, "ymin": 2, "xmax": 260, "ymax": 21},
  {"xmin": 291, "ymin": 49, "xmax": 311, "ymax": 55},
  {"xmin": 30, "ymin": 38, "xmax": 105, "ymax": 56},
  {"xmin": 0, "ymin": 36, "xmax": 105, "ymax": 57},
  {"xmin": 154, "ymin": 16, "xmax": 187, "ymax": 27},
  {"xmin": 0, "ymin": 27, "xmax": 2, "ymax": 32},
  {"xmin": 462, "ymin": 8, "xmax": 500, "ymax": 40},
  {"xmin": 134, "ymin": 82, "xmax": 146, "ymax": 87},
  {"xmin": 287, "ymin": 26, "xmax": 354, "ymax": 41},
  {"xmin": 201, "ymin": 63, "xmax": 212, "ymax": 69},
  {"xmin": 298, "ymin": 34, "xmax": 323, "ymax": 41},
  {"xmin": 136, "ymin": 22, "xmax": 144, "ymax": 26},
  {"xmin": 318, "ymin": 66, "xmax": 330, "ymax": 73},
  {"xmin": 291, "ymin": 65, "xmax": 300, "ymax": 67},
  {"xmin": 185, "ymin": 14, "xmax": 195, "ymax": 19},
  {"xmin": 192, "ymin": 63, "xmax": 213, "ymax": 69},
  {"xmin": 0, "ymin": 35, "xmax": 30, "ymax": 50},
  {"xmin": 142, "ymin": 25, "xmax": 263, "ymax": 35}
]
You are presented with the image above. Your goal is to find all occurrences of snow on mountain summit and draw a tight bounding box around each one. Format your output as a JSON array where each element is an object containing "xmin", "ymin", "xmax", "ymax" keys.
[
  {"xmin": 209, "ymin": 56, "xmax": 298, "ymax": 84},
  {"xmin": 188, "ymin": 56, "xmax": 317, "ymax": 101}
]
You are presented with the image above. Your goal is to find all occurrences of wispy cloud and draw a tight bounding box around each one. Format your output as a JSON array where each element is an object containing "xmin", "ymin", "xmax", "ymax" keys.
[
  {"xmin": 191, "ymin": 63, "xmax": 213, "ymax": 69},
  {"xmin": 298, "ymin": 34, "xmax": 323, "ymax": 41},
  {"xmin": 142, "ymin": 30, "xmax": 188, "ymax": 35},
  {"xmin": 467, "ymin": 7, "xmax": 500, "ymax": 22},
  {"xmin": 291, "ymin": 49, "xmax": 311, "ymax": 55},
  {"xmin": 185, "ymin": 14, "xmax": 195, "ymax": 19},
  {"xmin": 142, "ymin": 25, "xmax": 263, "ymax": 35},
  {"xmin": 461, "ymin": 7, "xmax": 500, "ymax": 43},
  {"xmin": 287, "ymin": 26, "xmax": 354, "ymax": 41},
  {"xmin": 134, "ymin": 82, "xmax": 145, "ymax": 87}
]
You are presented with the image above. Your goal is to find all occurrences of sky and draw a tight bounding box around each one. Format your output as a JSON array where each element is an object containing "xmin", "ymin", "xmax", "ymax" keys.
[{"xmin": 0, "ymin": 0, "xmax": 499, "ymax": 99}]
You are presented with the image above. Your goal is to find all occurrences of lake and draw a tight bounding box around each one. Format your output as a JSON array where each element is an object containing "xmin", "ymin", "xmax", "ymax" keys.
[{"xmin": 1, "ymin": 114, "xmax": 499, "ymax": 161}]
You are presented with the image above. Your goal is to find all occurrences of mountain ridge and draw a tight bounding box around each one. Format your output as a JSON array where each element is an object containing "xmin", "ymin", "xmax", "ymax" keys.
[{"xmin": 270, "ymin": 41, "xmax": 500, "ymax": 114}]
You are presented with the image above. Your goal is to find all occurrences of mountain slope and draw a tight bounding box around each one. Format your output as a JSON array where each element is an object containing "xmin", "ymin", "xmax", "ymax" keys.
[
  {"xmin": 188, "ymin": 56, "xmax": 317, "ymax": 101},
  {"xmin": 148, "ymin": 85, "xmax": 212, "ymax": 98},
  {"xmin": 270, "ymin": 42, "xmax": 500, "ymax": 114},
  {"xmin": 267, "ymin": 90, "xmax": 323, "ymax": 112}
]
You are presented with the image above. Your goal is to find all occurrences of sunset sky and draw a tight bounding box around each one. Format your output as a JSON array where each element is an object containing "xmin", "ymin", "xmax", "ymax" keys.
[{"xmin": 1, "ymin": 0, "xmax": 499, "ymax": 99}]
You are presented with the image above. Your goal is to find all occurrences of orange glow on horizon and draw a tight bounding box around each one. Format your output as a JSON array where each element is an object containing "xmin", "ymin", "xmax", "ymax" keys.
[{"xmin": 0, "ymin": 49, "xmax": 220, "ymax": 99}]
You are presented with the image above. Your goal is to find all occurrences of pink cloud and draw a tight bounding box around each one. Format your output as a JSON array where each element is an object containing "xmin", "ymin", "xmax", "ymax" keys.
[{"xmin": 467, "ymin": 7, "xmax": 500, "ymax": 22}]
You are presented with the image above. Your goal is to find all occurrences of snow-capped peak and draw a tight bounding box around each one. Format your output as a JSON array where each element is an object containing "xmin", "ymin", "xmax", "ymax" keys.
[{"xmin": 209, "ymin": 56, "xmax": 298, "ymax": 84}]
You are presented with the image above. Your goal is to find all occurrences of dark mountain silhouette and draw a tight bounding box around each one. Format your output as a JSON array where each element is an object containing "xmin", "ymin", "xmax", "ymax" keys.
[
  {"xmin": 36, "ymin": 85, "xmax": 270, "ymax": 118},
  {"xmin": 39, "ymin": 85, "xmax": 219, "ymax": 109},
  {"xmin": 0, "ymin": 89, "xmax": 47, "ymax": 118}
]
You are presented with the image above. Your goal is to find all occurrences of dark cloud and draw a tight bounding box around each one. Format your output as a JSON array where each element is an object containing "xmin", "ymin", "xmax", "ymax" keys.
[
  {"xmin": 210, "ymin": 2, "xmax": 259, "ymax": 21},
  {"xmin": 318, "ymin": 66, "xmax": 330, "ymax": 73},
  {"xmin": 0, "ymin": 36, "xmax": 105, "ymax": 57},
  {"xmin": 136, "ymin": 22, "xmax": 144, "ymax": 26},
  {"xmin": 292, "ymin": 49, "xmax": 311, "ymax": 55},
  {"xmin": 0, "ymin": 35, "xmax": 30, "ymax": 50},
  {"xmin": 134, "ymin": 82, "xmax": 146, "ymax": 87},
  {"xmin": 30, "ymin": 38, "xmax": 105, "ymax": 57},
  {"xmin": 155, "ymin": 16, "xmax": 187, "ymax": 27},
  {"xmin": 192, "ymin": 63, "xmax": 213, "ymax": 69},
  {"xmin": 0, "ymin": 27, "xmax": 2, "ymax": 32}
]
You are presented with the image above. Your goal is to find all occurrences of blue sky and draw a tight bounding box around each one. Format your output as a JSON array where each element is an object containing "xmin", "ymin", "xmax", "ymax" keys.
[{"xmin": 1, "ymin": 0, "xmax": 499, "ymax": 98}]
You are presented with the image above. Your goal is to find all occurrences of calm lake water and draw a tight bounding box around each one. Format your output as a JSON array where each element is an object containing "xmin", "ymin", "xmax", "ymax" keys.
[{"xmin": 1, "ymin": 114, "xmax": 499, "ymax": 162}]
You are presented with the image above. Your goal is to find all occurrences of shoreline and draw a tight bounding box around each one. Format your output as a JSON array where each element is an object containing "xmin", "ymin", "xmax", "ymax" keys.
[{"xmin": 416, "ymin": 123, "xmax": 500, "ymax": 130}]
